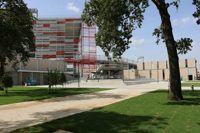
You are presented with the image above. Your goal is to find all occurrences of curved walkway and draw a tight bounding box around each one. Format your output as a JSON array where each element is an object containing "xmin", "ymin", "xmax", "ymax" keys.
[{"xmin": 0, "ymin": 80, "xmax": 168, "ymax": 133}]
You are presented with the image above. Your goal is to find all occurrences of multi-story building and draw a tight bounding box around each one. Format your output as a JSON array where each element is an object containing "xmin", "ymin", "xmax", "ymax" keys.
[
  {"xmin": 33, "ymin": 18, "xmax": 96, "ymax": 76},
  {"xmin": 4, "ymin": 18, "xmax": 97, "ymax": 85}
]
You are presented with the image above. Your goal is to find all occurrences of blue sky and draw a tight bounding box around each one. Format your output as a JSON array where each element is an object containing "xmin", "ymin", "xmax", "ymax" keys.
[{"xmin": 25, "ymin": 0, "xmax": 200, "ymax": 68}]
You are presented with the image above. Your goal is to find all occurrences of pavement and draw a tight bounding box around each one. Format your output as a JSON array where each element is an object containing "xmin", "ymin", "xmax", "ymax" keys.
[{"xmin": 0, "ymin": 80, "xmax": 169, "ymax": 132}]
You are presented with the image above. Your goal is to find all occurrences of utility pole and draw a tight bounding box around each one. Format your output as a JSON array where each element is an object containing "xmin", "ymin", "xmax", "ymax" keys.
[
  {"xmin": 77, "ymin": 54, "xmax": 80, "ymax": 88},
  {"xmin": 78, "ymin": 61, "xmax": 80, "ymax": 88}
]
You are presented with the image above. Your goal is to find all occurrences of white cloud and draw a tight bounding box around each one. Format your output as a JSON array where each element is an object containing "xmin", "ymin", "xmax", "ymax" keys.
[
  {"xmin": 66, "ymin": 2, "xmax": 80, "ymax": 13},
  {"xmin": 182, "ymin": 17, "xmax": 191, "ymax": 23},
  {"xmin": 131, "ymin": 38, "xmax": 145, "ymax": 45},
  {"xmin": 172, "ymin": 17, "xmax": 195, "ymax": 26},
  {"xmin": 192, "ymin": 41, "xmax": 197, "ymax": 46}
]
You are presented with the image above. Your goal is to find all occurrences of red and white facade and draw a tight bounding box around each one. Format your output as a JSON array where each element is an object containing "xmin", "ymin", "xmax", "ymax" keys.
[{"xmin": 33, "ymin": 18, "xmax": 96, "ymax": 75}]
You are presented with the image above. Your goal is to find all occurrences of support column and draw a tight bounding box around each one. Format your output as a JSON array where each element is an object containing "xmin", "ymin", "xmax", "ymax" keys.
[
  {"xmin": 19, "ymin": 72, "xmax": 23, "ymax": 85},
  {"xmin": 40, "ymin": 73, "xmax": 44, "ymax": 85}
]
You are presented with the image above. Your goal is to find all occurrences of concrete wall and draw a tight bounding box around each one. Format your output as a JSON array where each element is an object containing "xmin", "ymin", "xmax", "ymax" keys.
[
  {"xmin": 151, "ymin": 70, "xmax": 158, "ymax": 81},
  {"xmin": 151, "ymin": 61, "xmax": 158, "ymax": 70},
  {"xmin": 123, "ymin": 69, "xmax": 137, "ymax": 80},
  {"xmin": 6, "ymin": 58, "xmax": 66, "ymax": 72},
  {"xmin": 144, "ymin": 62, "xmax": 151, "ymax": 70},
  {"xmin": 180, "ymin": 68, "xmax": 189, "ymax": 80},
  {"xmin": 138, "ymin": 70, "xmax": 150, "ymax": 79},
  {"xmin": 158, "ymin": 70, "xmax": 164, "ymax": 81},
  {"xmin": 135, "ymin": 58, "xmax": 197, "ymax": 81},
  {"xmin": 137, "ymin": 63, "xmax": 144, "ymax": 70},
  {"xmin": 179, "ymin": 59, "xmax": 186, "ymax": 68},
  {"xmin": 164, "ymin": 69, "xmax": 169, "ymax": 81},
  {"xmin": 21, "ymin": 58, "xmax": 66, "ymax": 72},
  {"xmin": 188, "ymin": 58, "xmax": 196, "ymax": 68},
  {"xmin": 159, "ymin": 61, "xmax": 167, "ymax": 69},
  {"xmin": 38, "ymin": 59, "xmax": 49, "ymax": 71},
  {"xmin": 21, "ymin": 59, "xmax": 38, "ymax": 70},
  {"xmin": 5, "ymin": 58, "xmax": 70, "ymax": 85}
]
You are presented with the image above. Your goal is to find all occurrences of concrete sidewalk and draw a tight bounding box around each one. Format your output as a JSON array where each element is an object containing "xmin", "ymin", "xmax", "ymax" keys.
[{"xmin": 0, "ymin": 81, "xmax": 168, "ymax": 133}]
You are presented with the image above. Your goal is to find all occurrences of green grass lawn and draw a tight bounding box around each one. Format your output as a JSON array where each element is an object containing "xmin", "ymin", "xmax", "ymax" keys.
[
  {"xmin": 182, "ymin": 81, "xmax": 200, "ymax": 87},
  {"xmin": 13, "ymin": 90, "xmax": 200, "ymax": 133},
  {"xmin": 0, "ymin": 86, "xmax": 110, "ymax": 105}
]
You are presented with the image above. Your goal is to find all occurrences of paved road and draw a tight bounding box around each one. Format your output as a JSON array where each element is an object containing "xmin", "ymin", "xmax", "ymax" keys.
[{"xmin": 0, "ymin": 80, "xmax": 168, "ymax": 133}]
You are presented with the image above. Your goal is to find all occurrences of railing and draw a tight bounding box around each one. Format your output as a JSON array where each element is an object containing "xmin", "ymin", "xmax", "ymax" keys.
[{"xmin": 96, "ymin": 55, "xmax": 136, "ymax": 64}]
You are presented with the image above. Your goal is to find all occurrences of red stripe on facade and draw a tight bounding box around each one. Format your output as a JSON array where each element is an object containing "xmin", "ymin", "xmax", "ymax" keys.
[
  {"xmin": 36, "ymin": 44, "xmax": 49, "ymax": 47},
  {"xmin": 43, "ymin": 24, "xmax": 50, "ymax": 27},
  {"xmin": 50, "ymin": 41, "xmax": 65, "ymax": 44},
  {"xmin": 57, "ymin": 21, "xmax": 65, "ymax": 24},
  {"xmin": 42, "ymin": 55, "xmax": 56, "ymax": 59},
  {"xmin": 56, "ymin": 51, "xmax": 65, "ymax": 55},
  {"xmin": 74, "ymin": 39, "xmax": 80, "ymax": 43},
  {"xmin": 57, "ymin": 32, "xmax": 65, "ymax": 36},
  {"xmin": 65, "ymin": 18, "xmax": 81, "ymax": 22},
  {"xmin": 32, "ymin": 21, "xmax": 36, "ymax": 24},
  {"xmin": 64, "ymin": 58, "xmax": 96, "ymax": 64}
]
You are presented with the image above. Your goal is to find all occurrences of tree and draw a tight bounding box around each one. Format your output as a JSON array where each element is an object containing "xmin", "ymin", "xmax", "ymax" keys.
[
  {"xmin": 1, "ymin": 74, "xmax": 13, "ymax": 94},
  {"xmin": 82, "ymin": 0, "xmax": 200, "ymax": 100},
  {"xmin": 47, "ymin": 70, "xmax": 58, "ymax": 93},
  {"xmin": 47, "ymin": 69, "xmax": 63, "ymax": 93},
  {"xmin": 0, "ymin": 0, "xmax": 35, "ymax": 77},
  {"xmin": 60, "ymin": 72, "xmax": 67, "ymax": 87}
]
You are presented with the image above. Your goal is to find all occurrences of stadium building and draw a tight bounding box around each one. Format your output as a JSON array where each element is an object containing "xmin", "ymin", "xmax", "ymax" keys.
[{"xmin": 4, "ymin": 17, "xmax": 199, "ymax": 85}]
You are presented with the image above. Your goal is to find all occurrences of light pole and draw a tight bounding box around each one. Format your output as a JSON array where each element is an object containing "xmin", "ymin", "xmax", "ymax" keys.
[
  {"xmin": 137, "ymin": 56, "xmax": 144, "ymax": 63},
  {"xmin": 78, "ymin": 61, "xmax": 80, "ymax": 88},
  {"xmin": 157, "ymin": 61, "xmax": 159, "ymax": 83},
  {"xmin": 76, "ymin": 54, "xmax": 81, "ymax": 88}
]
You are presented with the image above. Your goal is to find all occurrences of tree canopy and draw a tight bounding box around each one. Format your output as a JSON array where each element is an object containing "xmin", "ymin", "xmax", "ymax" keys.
[
  {"xmin": 0, "ymin": 0, "xmax": 35, "ymax": 77},
  {"xmin": 82, "ymin": 0, "xmax": 199, "ymax": 58},
  {"xmin": 82, "ymin": 0, "xmax": 200, "ymax": 100},
  {"xmin": 82, "ymin": 0, "xmax": 148, "ymax": 58}
]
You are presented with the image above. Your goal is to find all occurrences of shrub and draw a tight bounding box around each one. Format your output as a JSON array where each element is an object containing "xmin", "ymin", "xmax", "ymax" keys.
[
  {"xmin": 60, "ymin": 73, "xmax": 67, "ymax": 86},
  {"xmin": 1, "ymin": 74, "xmax": 13, "ymax": 94}
]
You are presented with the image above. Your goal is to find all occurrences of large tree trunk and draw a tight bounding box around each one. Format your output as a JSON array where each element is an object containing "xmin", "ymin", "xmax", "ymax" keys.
[
  {"xmin": 152, "ymin": 0, "xmax": 183, "ymax": 100},
  {"xmin": 0, "ymin": 58, "xmax": 5, "ymax": 78}
]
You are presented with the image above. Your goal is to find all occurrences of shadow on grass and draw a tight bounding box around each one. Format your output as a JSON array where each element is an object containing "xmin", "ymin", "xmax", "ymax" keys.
[
  {"xmin": 149, "ymin": 90, "xmax": 166, "ymax": 94},
  {"xmin": 166, "ymin": 90, "xmax": 200, "ymax": 105},
  {"xmin": 166, "ymin": 99, "xmax": 200, "ymax": 105},
  {"xmin": 0, "ymin": 88, "xmax": 104, "ymax": 99},
  {"xmin": 14, "ymin": 111, "xmax": 168, "ymax": 133},
  {"xmin": 0, "ymin": 87, "xmax": 111, "ymax": 105},
  {"xmin": 149, "ymin": 90, "xmax": 200, "ymax": 106},
  {"xmin": 182, "ymin": 90, "xmax": 200, "ymax": 97}
]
